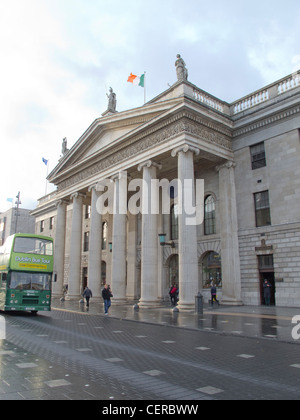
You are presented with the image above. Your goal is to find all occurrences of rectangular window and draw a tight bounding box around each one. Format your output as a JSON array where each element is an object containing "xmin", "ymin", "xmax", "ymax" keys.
[
  {"xmin": 85, "ymin": 205, "xmax": 91, "ymax": 219},
  {"xmin": 251, "ymin": 142, "xmax": 266, "ymax": 170},
  {"xmin": 83, "ymin": 232, "xmax": 89, "ymax": 252},
  {"xmin": 204, "ymin": 196, "xmax": 216, "ymax": 235},
  {"xmin": 258, "ymin": 255, "xmax": 274, "ymax": 270},
  {"xmin": 40, "ymin": 220, "xmax": 45, "ymax": 233},
  {"xmin": 254, "ymin": 191, "xmax": 271, "ymax": 227},
  {"xmin": 49, "ymin": 217, "xmax": 54, "ymax": 230},
  {"xmin": 171, "ymin": 204, "xmax": 179, "ymax": 241}
]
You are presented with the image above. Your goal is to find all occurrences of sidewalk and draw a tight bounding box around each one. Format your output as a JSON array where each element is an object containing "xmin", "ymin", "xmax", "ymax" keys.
[{"xmin": 52, "ymin": 298, "xmax": 300, "ymax": 344}]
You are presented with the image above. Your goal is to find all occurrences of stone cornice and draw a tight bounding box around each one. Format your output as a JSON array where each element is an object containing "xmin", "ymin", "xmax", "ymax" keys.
[
  {"xmin": 55, "ymin": 109, "xmax": 232, "ymax": 192},
  {"xmin": 233, "ymin": 103, "xmax": 300, "ymax": 138}
]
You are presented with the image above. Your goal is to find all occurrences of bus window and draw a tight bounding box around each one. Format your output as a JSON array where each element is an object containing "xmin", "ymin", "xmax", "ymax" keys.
[
  {"xmin": 14, "ymin": 237, "xmax": 53, "ymax": 256},
  {"xmin": 0, "ymin": 273, "xmax": 7, "ymax": 288},
  {"xmin": 31, "ymin": 274, "xmax": 51, "ymax": 291},
  {"xmin": 9, "ymin": 272, "xmax": 51, "ymax": 291}
]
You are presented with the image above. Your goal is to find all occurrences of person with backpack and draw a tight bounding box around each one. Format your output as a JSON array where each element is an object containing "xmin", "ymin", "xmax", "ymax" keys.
[
  {"xmin": 102, "ymin": 284, "xmax": 113, "ymax": 315},
  {"xmin": 83, "ymin": 286, "xmax": 93, "ymax": 307},
  {"xmin": 210, "ymin": 283, "xmax": 220, "ymax": 307}
]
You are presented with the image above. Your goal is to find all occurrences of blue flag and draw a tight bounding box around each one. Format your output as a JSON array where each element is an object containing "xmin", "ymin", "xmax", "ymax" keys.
[{"xmin": 42, "ymin": 158, "xmax": 48, "ymax": 166}]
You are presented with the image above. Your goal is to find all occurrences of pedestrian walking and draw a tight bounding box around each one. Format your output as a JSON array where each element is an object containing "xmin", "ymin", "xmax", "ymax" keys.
[
  {"xmin": 102, "ymin": 284, "xmax": 113, "ymax": 315},
  {"xmin": 210, "ymin": 284, "xmax": 220, "ymax": 307},
  {"xmin": 83, "ymin": 286, "xmax": 93, "ymax": 307},
  {"xmin": 263, "ymin": 279, "xmax": 272, "ymax": 306},
  {"xmin": 169, "ymin": 284, "xmax": 179, "ymax": 306}
]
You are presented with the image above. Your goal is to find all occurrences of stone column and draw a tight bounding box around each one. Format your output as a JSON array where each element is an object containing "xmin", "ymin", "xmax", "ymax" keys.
[
  {"xmin": 138, "ymin": 160, "xmax": 161, "ymax": 308},
  {"xmin": 172, "ymin": 145, "xmax": 200, "ymax": 311},
  {"xmin": 110, "ymin": 172, "xmax": 127, "ymax": 302},
  {"xmin": 87, "ymin": 186, "xmax": 102, "ymax": 299},
  {"xmin": 126, "ymin": 213, "xmax": 138, "ymax": 300},
  {"xmin": 52, "ymin": 199, "xmax": 68, "ymax": 297},
  {"xmin": 66, "ymin": 192, "xmax": 85, "ymax": 300},
  {"xmin": 217, "ymin": 161, "xmax": 242, "ymax": 305}
]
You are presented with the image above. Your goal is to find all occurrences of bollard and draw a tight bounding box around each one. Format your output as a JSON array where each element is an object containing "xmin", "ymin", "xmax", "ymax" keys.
[{"xmin": 195, "ymin": 292, "xmax": 203, "ymax": 315}]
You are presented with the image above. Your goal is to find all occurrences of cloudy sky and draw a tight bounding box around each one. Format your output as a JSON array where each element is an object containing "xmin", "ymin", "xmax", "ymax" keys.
[{"xmin": 0, "ymin": 0, "xmax": 300, "ymax": 212}]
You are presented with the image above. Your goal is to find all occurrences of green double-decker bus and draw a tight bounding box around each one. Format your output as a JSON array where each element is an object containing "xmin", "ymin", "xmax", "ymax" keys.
[{"xmin": 0, "ymin": 234, "xmax": 54, "ymax": 314}]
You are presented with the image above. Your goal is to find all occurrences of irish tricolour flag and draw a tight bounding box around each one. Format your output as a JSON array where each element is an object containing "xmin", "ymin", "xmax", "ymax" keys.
[{"xmin": 127, "ymin": 73, "xmax": 145, "ymax": 87}]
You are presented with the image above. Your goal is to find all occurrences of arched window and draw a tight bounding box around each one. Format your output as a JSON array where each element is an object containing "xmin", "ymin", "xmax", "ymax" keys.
[
  {"xmin": 102, "ymin": 221, "xmax": 108, "ymax": 250},
  {"xmin": 170, "ymin": 204, "xmax": 179, "ymax": 240},
  {"xmin": 101, "ymin": 261, "xmax": 107, "ymax": 286},
  {"xmin": 204, "ymin": 195, "xmax": 216, "ymax": 235},
  {"xmin": 202, "ymin": 252, "xmax": 222, "ymax": 288},
  {"xmin": 169, "ymin": 255, "xmax": 179, "ymax": 287}
]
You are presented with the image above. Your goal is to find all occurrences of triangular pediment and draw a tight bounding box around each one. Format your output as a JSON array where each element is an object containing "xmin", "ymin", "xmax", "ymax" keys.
[
  {"xmin": 47, "ymin": 80, "xmax": 232, "ymax": 189},
  {"xmin": 48, "ymin": 85, "xmax": 189, "ymax": 185}
]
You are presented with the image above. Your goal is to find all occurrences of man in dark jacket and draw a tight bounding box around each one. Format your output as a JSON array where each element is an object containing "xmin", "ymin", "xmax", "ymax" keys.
[
  {"xmin": 263, "ymin": 280, "xmax": 272, "ymax": 306},
  {"xmin": 210, "ymin": 284, "xmax": 220, "ymax": 307},
  {"xmin": 102, "ymin": 284, "xmax": 113, "ymax": 315},
  {"xmin": 83, "ymin": 286, "xmax": 92, "ymax": 307}
]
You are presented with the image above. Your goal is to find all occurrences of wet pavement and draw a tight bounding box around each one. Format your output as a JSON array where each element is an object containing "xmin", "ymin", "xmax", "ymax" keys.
[
  {"xmin": 53, "ymin": 298, "xmax": 300, "ymax": 344},
  {"xmin": 0, "ymin": 300, "xmax": 300, "ymax": 401}
]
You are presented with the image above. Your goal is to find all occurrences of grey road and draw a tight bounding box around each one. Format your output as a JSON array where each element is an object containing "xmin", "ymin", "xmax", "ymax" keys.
[{"xmin": 1, "ymin": 308, "xmax": 300, "ymax": 400}]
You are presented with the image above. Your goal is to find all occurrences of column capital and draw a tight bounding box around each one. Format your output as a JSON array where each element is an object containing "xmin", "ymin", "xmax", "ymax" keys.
[
  {"xmin": 215, "ymin": 160, "xmax": 236, "ymax": 172},
  {"xmin": 88, "ymin": 184, "xmax": 97, "ymax": 193},
  {"xmin": 70, "ymin": 192, "xmax": 86, "ymax": 201},
  {"xmin": 55, "ymin": 199, "xmax": 69, "ymax": 208},
  {"xmin": 110, "ymin": 171, "xmax": 130, "ymax": 182},
  {"xmin": 96, "ymin": 178, "xmax": 114, "ymax": 192},
  {"xmin": 137, "ymin": 160, "xmax": 162, "ymax": 172},
  {"xmin": 171, "ymin": 144, "xmax": 200, "ymax": 158}
]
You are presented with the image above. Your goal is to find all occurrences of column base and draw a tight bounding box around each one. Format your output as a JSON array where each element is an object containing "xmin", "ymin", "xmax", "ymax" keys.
[
  {"xmin": 52, "ymin": 293, "xmax": 65, "ymax": 299},
  {"xmin": 111, "ymin": 298, "xmax": 127, "ymax": 305},
  {"xmin": 177, "ymin": 302, "xmax": 195, "ymax": 312},
  {"xmin": 65, "ymin": 294, "xmax": 82, "ymax": 301},
  {"xmin": 138, "ymin": 299, "xmax": 161, "ymax": 309},
  {"xmin": 221, "ymin": 296, "xmax": 243, "ymax": 306}
]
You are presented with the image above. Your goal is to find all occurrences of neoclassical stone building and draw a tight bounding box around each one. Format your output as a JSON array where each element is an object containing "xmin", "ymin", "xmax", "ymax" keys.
[{"xmin": 32, "ymin": 63, "xmax": 300, "ymax": 308}]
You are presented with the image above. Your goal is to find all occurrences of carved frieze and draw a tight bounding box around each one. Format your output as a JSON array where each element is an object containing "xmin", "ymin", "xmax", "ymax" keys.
[{"xmin": 57, "ymin": 112, "xmax": 232, "ymax": 192}]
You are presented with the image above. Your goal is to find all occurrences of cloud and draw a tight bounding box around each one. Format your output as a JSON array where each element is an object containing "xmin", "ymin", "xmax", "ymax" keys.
[{"xmin": 0, "ymin": 0, "xmax": 300, "ymax": 213}]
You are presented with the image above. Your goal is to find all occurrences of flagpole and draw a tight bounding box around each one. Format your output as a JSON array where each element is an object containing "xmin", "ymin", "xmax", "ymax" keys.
[
  {"xmin": 144, "ymin": 71, "xmax": 146, "ymax": 104},
  {"xmin": 45, "ymin": 160, "xmax": 49, "ymax": 196}
]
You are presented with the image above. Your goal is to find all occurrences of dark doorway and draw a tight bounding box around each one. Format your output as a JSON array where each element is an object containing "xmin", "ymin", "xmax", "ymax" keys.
[
  {"xmin": 82, "ymin": 267, "xmax": 88, "ymax": 291},
  {"xmin": 258, "ymin": 255, "xmax": 276, "ymax": 306},
  {"xmin": 260, "ymin": 272, "xmax": 276, "ymax": 306}
]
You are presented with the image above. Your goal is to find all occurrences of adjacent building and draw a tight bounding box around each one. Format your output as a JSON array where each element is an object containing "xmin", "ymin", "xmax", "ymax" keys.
[
  {"xmin": 0, "ymin": 207, "xmax": 35, "ymax": 245},
  {"xmin": 31, "ymin": 63, "xmax": 300, "ymax": 308}
]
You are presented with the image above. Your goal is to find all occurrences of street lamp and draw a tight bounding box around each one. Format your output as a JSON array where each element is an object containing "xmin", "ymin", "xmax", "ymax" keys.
[
  {"xmin": 158, "ymin": 233, "xmax": 175, "ymax": 248},
  {"xmin": 14, "ymin": 191, "xmax": 22, "ymax": 234}
]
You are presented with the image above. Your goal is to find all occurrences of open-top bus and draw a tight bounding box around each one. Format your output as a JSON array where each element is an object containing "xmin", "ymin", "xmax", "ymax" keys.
[{"xmin": 0, "ymin": 233, "xmax": 55, "ymax": 314}]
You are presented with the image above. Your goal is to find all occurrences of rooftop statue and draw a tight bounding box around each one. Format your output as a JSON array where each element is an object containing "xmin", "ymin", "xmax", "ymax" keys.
[
  {"xmin": 106, "ymin": 87, "xmax": 117, "ymax": 113},
  {"xmin": 61, "ymin": 137, "xmax": 69, "ymax": 156},
  {"xmin": 175, "ymin": 54, "xmax": 188, "ymax": 82}
]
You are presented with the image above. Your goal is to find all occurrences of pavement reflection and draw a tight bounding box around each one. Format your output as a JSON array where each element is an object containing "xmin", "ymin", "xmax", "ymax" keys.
[{"xmin": 53, "ymin": 298, "xmax": 299, "ymax": 344}]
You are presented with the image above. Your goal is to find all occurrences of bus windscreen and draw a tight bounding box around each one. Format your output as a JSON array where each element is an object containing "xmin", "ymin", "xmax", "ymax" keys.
[
  {"xmin": 13, "ymin": 237, "xmax": 53, "ymax": 256},
  {"xmin": 9, "ymin": 272, "xmax": 51, "ymax": 291}
]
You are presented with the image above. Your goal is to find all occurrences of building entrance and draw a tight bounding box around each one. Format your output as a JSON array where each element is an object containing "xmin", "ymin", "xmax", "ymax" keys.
[{"xmin": 258, "ymin": 255, "xmax": 276, "ymax": 306}]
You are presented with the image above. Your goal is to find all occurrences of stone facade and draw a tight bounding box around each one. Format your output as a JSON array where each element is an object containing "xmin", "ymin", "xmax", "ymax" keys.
[
  {"xmin": 0, "ymin": 208, "xmax": 35, "ymax": 245},
  {"xmin": 32, "ymin": 70, "xmax": 300, "ymax": 308}
]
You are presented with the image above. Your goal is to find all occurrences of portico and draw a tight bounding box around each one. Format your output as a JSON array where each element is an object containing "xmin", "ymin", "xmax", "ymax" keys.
[
  {"xmin": 37, "ymin": 77, "xmax": 237, "ymax": 310},
  {"xmin": 32, "ymin": 63, "xmax": 300, "ymax": 308}
]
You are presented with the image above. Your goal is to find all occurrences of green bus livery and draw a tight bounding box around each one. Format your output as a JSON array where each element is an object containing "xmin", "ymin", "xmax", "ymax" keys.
[{"xmin": 0, "ymin": 234, "xmax": 55, "ymax": 313}]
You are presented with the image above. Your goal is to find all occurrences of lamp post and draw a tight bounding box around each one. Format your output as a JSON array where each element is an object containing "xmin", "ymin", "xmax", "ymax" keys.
[
  {"xmin": 14, "ymin": 191, "xmax": 21, "ymax": 234},
  {"xmin": 158, "ymin": 233, "xmax": 175, "ymax": 248}
]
